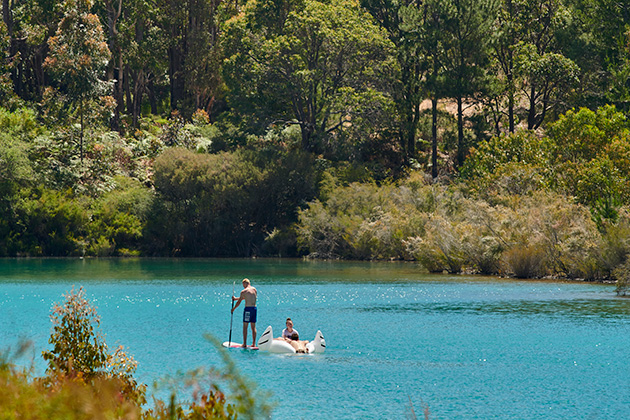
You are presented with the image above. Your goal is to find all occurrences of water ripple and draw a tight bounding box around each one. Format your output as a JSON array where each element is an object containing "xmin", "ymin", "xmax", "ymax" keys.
[{"xmin": 357, "ymin": 298, "xmax": 630, "ymax": 321}]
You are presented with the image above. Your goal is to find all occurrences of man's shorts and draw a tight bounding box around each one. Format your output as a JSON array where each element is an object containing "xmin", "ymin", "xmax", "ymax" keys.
[{"xmin": 243, "ymin": 306, "xmax": 257, "ymax": 323}]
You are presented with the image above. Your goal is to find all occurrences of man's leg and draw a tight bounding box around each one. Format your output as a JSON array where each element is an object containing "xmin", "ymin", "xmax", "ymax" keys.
[
  {"xmin": 251, "ymin": 323, "xmax": 257, "ymax": 347},
  {"xmin": 242, "ymin": 322, "xmax": 248, "ymax": 347}
]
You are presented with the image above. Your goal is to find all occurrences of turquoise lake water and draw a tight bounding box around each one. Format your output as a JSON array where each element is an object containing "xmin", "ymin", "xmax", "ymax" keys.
[{"xmin": 1, "ymin": 258, "xmax": 629, "ymax": 419}]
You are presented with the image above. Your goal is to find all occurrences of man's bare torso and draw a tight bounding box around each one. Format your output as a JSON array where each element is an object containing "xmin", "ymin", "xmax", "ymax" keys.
[{"xmin": 241, "ymin": 286, "xmax": 257, "ymax": 307}]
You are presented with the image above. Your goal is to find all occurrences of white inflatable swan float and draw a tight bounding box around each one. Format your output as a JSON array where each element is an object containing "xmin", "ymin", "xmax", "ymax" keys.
[{"xmin": 257, "ymin": 325, "xmax": 326, "ymax": 354}]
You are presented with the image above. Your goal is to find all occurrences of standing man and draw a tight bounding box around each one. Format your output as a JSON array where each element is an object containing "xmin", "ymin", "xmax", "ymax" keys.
[{"xmin": 232, "ymin": 278, "xmax": 257, "ymax": 347}]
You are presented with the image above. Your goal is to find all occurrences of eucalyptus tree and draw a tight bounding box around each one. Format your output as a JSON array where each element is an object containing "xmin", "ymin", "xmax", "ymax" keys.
[
  {"xmin": 99, "ymin": 0, "xmax": 124, "ymax": 129},
  {"xmin": 44, "ymin": 0, "xmax": 110, "ymax": 162},
  {"xmin": 398, "ymin": 0, "xmax": 451, "ymax": 178},
  {"xmin": 222, "ymin": 0, "xmax": 396, "ymax": 156},
  {"xmin": 361, "ymin": 0, "xmax": 428, "ymax": 162},
  {"xmin": 573, "ymin": 0, "xmax": 630, "ymax": 113},
  {"xmin": 2, "ymin": 0, "xmax": 61, "ymax": 101},
  {"xmin": 117, "ymin": 0, "xmax": 168, "ymax": 126},
  {"xmin": 514, "ymin": 0, "xmax": 579, "ymax": 129},
  {"xmin": 0, "ymin": 17, "xmax": 12, "ymax": 101},
  {"xmin": 157, "ymin": 0, "xmax": 235, "ymax": 118},
  {"xmin": 489, "ymin": 0, "xmax": 519, "ymax": 133},
  {"xmin": 440, "ymin": 0, "xmax": 499, "ymax": 168}
]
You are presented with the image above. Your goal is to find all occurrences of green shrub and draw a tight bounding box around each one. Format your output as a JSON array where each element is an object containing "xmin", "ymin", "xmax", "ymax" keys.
[
  {"xmin": 297, "ymin": 180, "xmax": 427, "ymax": 260},
  {"xmin": 148, "ymin": 146, "xmax": 317, "ymax": 257},
  {"xmin": 410, "ymin": 215, "xmax": 465, "ymax": 273},
  {"xmin": 1, "ymin": 351, "xmax": 269, "ymax": 420},
  {"xmin": 297, "ymin": 171, "xmax": 613, "ymax": 279},
  {"xmin": 148, "ymin": 148, "xmax": 264, "ymax": 256},
  {"xmin": 18, "ymin": 189, "xmax": 89, "ymax": 256},
  {"xmin": 464, "ymin": 162, "xmax": 547, "ymax": 205},
  {"xmin": 0, "ymin": 367, "xmax": 142, "ymax": 420},
  {"xmin": 41, "ymin": 287, "xmax": 146, "ymax": 406},
  {"xmin": 87, "ymin": 176, "xmax": 153, "ymax": 256},
  {"xmin": 546, "ymin": 105, "xmax": 630, "ymax": 164},
  {"xmin": 0, "ymin": 136, "xmax": 35, "ymax": 254},
  {"xmin": 460, "ymin": 130, "xmax": 552, "ymax": 181},
  {"xmin": 593, "ymin": 210, "xmax": 630, "ymax": 275},
  {"xmin": 406, "ymin": 199, "xmax": 508, "ymax": 275},
  {"xmin": 0, "ymin": 107, "xmax": 43, "ymax": 139}
]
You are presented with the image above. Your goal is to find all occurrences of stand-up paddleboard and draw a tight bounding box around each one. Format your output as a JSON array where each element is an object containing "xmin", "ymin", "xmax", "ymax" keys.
[
  {"xmin": 257, "ymin": 326, "xmax": 326, "ymax": 354},
  {"xmin": 222, "ymin": 342, "xmax": 259, "ymax": 350}
]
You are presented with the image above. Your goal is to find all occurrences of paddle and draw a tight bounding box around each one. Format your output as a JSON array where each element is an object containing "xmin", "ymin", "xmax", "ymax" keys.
[{"xmin": 228, "ymin": 281, "xmax": 235, "ymax": 347}]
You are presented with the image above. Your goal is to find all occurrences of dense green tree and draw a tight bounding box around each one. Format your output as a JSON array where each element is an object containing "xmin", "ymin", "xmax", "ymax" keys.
[
  {"xmin": 513, "ymin": 0, "xmax": 580, "ymax": 129},
  {"xmin": 487, "ymin": 0, "xmax": 582, "ymax": 132},
  {"xmin": 546, "ymin": 105, "xmax": 630, "ymax": 217},
  {"xmin": 147, "ymin": 146, "xmax": 317, "ymax": 256},
  {"xmin": 362, "ymin": 0, "xmax": 428, "ymax": 162},
  {"xmin": 0, "ymin": 18, "xmax": 16, "ymax": 104},
  {"xmin": 489, "ymin": 0, "xmax": 520, "ymax": 133},
  {"xmin": 0, "ymin": 136, "xmax": 33, "ymax": 256},
  {"xmin": 568, "ymin": 0, "xmax": 630, "ymax": 112},
  {"xmin": 516, "ymin": 43, "xmax": 580, "ymax": 129},
  {"xmin": 157, "ymin": 0, "xmax": 235, "ymax": 118},
  {"xmin": 148, "ymin": 148, "xmax": 264, "ymax": 256},
  {"xmin": 606, "ymin": 27, "xmax": 630, "ymax": 113},
  {"xmin": 440, "ymin": 0, "xmax": 499, "ymax": 167},
  {"xmin": 44, "ymin": 0, "xmax": 111, "ymax": 161},
  {"xmin": 88, "ymin": 176, "xmax": 153, "ymax": 256},
  {"xmin": 399, "ymin": 0, "xmax": 452, "ymax": 177},
  {"xmin": 222, "ymin": 0, "xmax": 396, "ymax": 156},
  {"xmin": 0, "ymin": 107, "xmax": 43, "ymax": 256}
]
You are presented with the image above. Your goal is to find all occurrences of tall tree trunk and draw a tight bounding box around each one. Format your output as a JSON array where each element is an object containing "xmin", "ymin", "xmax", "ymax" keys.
[
  {"xmin": 105, "ymin": 0, "xmax": 123, "ymax": 131},
  {"xmin": 124, "ymin": 65, "xmax": 132, "ymax": 114},
  {"xmin": 508, "ymin": 83, "xmax": 514, "ymax": 133},
  {"xmin": 300, "ymin": 123, "xmax": 313, "ymax": 152},
  {"xmin": 506, "ymin": 0, "xmax": 515, "ymax": 133},
  {"xmin": 2, "ymin": 0, "xmax": 12, "ymax": 35},
  {"xmin": 527, "ymin": 85, "xmax": 536, "ymax": 129},
  {"xmin": 168, "ymin": 45, "xmax": 185, "ymax": 111},
  {"xmin": 32, "ymin": 45, "xmax": 46, "ymax": 97},
  {"xmin": 148, "ymin": 76, "xmax": 158, "ymax": 114},
  {"xmin": 80, "ymin": 98, "xmax": 84, "ymax": 163},
  {"xmin": 401, "ymin": 61, "xmax": 419, "ymax": 161},
  {"xmin": 114, "ymin": 52, "xmax": 124, "ymax": 130},
  {"xmin": 4, "ymin": 0, "xmax": 18, "ymax": 97},
  {"xmin": 431, "ymin": 96, "xmax": 438, "ymax": 179},
  {"xmin": 456, "ymin": 95, "xmax": 464, "ymax": 168},
  {"xmin": 409, "ymin": 120, "xmax": 417, "ymax": 161},
  {"xmin": 132, "ymin": 70, "xmax": 144, "ymax": 127}
]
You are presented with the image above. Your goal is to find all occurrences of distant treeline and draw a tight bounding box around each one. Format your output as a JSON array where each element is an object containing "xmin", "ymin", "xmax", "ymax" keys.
[{"xmin": 1, "ymin": 0, "xmax": 630, "ymax": 282}]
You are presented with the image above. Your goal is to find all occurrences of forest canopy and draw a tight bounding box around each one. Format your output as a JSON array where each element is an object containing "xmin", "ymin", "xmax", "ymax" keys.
[{"xmin": 1, "ymin": 0, "xmax": 630, "ymax": 281}]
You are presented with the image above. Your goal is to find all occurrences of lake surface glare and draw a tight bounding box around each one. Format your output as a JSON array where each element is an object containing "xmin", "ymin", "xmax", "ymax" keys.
[{"xmin": 1, "ymin": 258, "xmax": 629, "ymax": 419}]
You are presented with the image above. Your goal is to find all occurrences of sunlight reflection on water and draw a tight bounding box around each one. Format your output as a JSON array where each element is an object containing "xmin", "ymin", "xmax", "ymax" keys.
[{"xmin": 1, "ymin": 259, "xmax": 629, "ymax": 419}]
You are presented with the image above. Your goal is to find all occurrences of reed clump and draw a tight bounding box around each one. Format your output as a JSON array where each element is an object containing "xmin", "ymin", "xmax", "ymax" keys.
[{"xmin": 297, "ymin": 172, "xmax": 628, "ymax": 280}]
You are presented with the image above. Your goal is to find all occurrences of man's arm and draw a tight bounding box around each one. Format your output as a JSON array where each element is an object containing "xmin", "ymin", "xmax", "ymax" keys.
[{"xmin": 231, "ymin": 292, "xmax": 244, "ymax": 313}]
